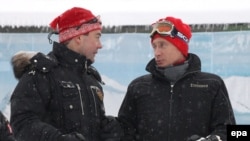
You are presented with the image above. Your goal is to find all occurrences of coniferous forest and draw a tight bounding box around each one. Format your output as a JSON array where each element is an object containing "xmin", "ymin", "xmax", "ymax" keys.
[{"xmin": 0, "ymin": 23, "xmax": 250, "ymax": 33}]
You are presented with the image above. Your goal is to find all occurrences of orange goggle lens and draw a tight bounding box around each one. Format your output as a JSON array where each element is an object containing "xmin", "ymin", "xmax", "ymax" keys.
[
  {"xmin": 150, "ymin": 22, "xmax": 174, "ymax": 37},
  {"xmin": 156, "ymin": 23, "xmax": 173, "ymax": 32}
]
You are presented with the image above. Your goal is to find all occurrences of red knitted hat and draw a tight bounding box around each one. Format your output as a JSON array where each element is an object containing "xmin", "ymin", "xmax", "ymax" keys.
[
  {"xmin": 151, "ymin": 16, "xmax": 192, "ymax": 57},
  {"xmin": 50, "ymin": 7, "xmax": 102, "ymax": 43}
]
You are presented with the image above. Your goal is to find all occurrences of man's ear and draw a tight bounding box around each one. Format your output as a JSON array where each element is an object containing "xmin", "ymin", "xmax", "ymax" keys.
[{"xmin": 72, "ymin": 35, "xmax": 83, "ymax": 45}]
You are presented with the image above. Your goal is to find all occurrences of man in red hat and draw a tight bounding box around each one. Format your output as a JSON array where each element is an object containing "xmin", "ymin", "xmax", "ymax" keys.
[
  {"xmin": 10, "ymin": 7, "xmax": 122, "ymax": 141},
  {"xmin": 117, "ymin": 16, "xmax": 236, "ymax": 141}
]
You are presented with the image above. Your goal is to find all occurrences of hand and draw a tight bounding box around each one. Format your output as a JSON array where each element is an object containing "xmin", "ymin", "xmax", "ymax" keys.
[
  {"xmin": 187, "ymin": 135, "xmax": 206, "ymax": 141},
  {"xmin": 187, "ymin": 134, "xmax": 221, "ymax": 141},
  {"xmin": 206, "ymin": 135, "xmax": 222, "ymax": 141},
  {"xmin": 58, "ymin": 132, "xmax": 86, "ymax": 141},
  {"xmin": 101, "ymin": 116, "xmax": 124, "ymax": 141}
]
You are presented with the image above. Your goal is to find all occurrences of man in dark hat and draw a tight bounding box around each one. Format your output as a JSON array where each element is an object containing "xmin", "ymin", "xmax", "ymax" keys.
[
  {"xmin": 117, "ymin": 16, "xmax": 236, "ymax": 141},
  {"xmin": 10, "ymin": 7, "xmax": 122, "ymax": 141}
]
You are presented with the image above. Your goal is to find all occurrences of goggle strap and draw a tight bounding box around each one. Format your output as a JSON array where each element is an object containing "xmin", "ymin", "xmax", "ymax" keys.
[
  {"xmin": 172, "ymin": 28, "xmax": 178, "ymax": 37},
  {"xmin": 173, "ymin": 28, "xmax": 189, "ymax": 43}
]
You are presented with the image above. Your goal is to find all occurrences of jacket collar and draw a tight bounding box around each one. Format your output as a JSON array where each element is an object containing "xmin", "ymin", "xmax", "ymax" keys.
[
  {"xmin": 146, "ymin": 53, "xmax": 201, "ymax": 81},
  {"xmin": 52, "ymin": 42, "xmax": 92, "ymax": 71}
]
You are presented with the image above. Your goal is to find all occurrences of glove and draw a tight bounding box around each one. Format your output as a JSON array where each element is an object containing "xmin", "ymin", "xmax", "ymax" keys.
[
  {"xmin": 206, "ymin": 135, "xmax": 222, "ymax": 141},
  {"xmin": 187, "ymin": 134, "xmax": 221, "ymax": 141},
  {"xmin": 101, "ymin": 116, "xmax": 124, "ymax": 141},
  {"xmin": 187, "ymin": 135, "xmax": 206, "ymax": 141},
  {"xmin": 58, "ymin": 132, "xmax": 86, "ymax": 141}
]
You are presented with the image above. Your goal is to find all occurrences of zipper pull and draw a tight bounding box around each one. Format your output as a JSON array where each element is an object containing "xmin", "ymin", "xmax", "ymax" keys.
[
  {"xmin": 85, "ymin": 61, "xmax": 88, "ymax": 72},
  {"xmin": 76, "ymin": 84, "xmax": 84, "ymax": 116},
  {"xmin": 170, "ymin": 84, "xmax": 174, "ymax": 93}
]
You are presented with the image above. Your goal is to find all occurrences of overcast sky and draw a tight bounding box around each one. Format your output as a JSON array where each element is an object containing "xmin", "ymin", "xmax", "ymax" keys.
[{"xmin": 1, "ymin": 0, "xmax": 250, "ymax": 26}]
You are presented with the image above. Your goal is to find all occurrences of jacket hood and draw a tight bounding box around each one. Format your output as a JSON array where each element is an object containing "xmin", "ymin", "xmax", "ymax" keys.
[
  {"xmin": 11, "ymin": 42, "xmax": 93, "ymax": 80},
  {"xmin": 11, "ymin": 51, "xmax": 58, "ymax": 80},
  {"xmin": 11, "ymin": 51, "xmax": 38, "ymax": 79}
]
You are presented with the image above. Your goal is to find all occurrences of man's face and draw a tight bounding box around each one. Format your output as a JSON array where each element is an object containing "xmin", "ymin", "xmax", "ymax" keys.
[
  {"xmin": 151, "ymin": 37, "xmax": 185, "ymax": 68},
  {"xmin": 78, "ymin": 30, "xmax": 102, "ymax": 63}
]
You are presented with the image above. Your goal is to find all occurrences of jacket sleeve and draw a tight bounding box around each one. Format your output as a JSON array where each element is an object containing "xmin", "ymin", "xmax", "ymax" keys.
[
  {"xmin": 0, "ymin": 112, "xmax": 16, "ymax": 141},
  {"xmin": 209, "ymin": 78, "xmax": 236, "ymax": 140},
  {"xmin": 118, "ymin": 83, "xmax": 137, "ymax": 141},
  {"xmin": 10, "ymin": 72, "xmax": 62, "ymax": 141}
]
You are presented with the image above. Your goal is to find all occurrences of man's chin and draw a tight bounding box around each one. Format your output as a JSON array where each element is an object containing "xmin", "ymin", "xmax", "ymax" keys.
[
  {"xmin": 156, "ymin": 63, "xmax": 164, "ymax": 67},
  {"xmin": 157, "ymin": 63, "xmax": 170, "ymax": 68},
  {"xmin": 90, "ymin": 59, "xmax": 95, "ymax": 63}
]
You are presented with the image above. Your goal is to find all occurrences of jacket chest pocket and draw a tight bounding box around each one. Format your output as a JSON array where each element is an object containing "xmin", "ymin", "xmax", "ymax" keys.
[
  {"xmin": 59, "ymin": 81, "xmax": 78, "ymax": 98},
  {"xmin": 59, "ymin": 81, "xmax": 82, "ymax": 131}
]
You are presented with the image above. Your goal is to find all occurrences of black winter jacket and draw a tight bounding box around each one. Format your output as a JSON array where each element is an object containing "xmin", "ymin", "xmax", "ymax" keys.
[
  {"xmin": 10, "ymin": 42, "xmax": 105, "ymax": 141},
  {"xmin": 118, "ymin": 53, "xmax": 236, "ymax": 141}
]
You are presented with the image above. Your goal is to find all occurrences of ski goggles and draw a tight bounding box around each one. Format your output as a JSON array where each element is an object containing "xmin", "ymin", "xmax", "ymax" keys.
[
  {"xmin": 76, "ymin": 15, "xmax": 102, "ymax": 30},
  {"xmin": 86, "ymin": 15, "xmax": 102, "ymax": 24},
  {"xmin": 150, "ymin": 21, "xmax": 189, "ymax": 43}
]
